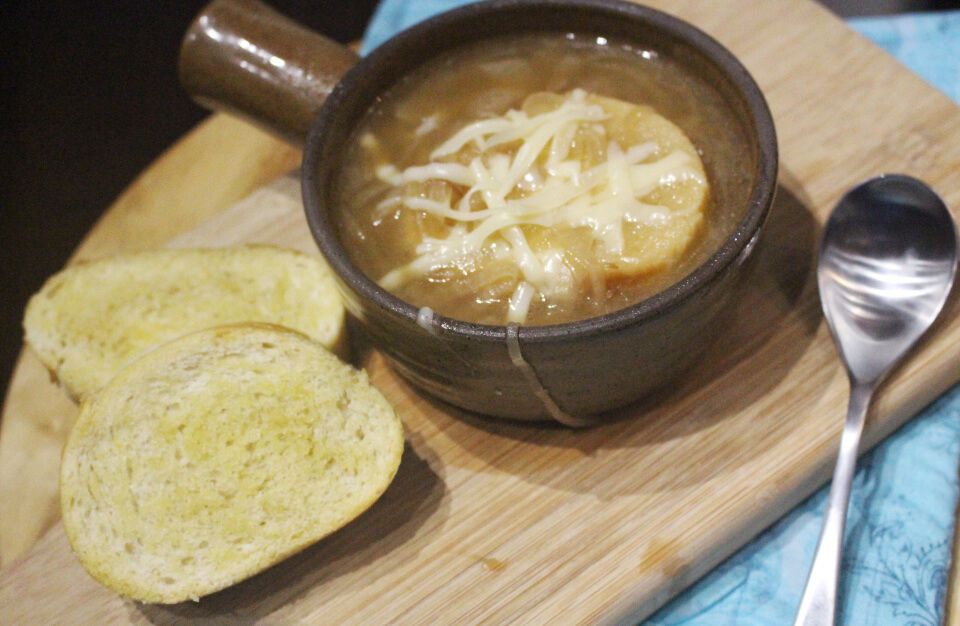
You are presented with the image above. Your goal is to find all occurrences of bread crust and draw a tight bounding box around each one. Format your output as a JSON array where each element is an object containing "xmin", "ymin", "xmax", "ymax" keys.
[
  {"xmin": 24, "ymin": 246, "xmax": 346, "ymax": 401},
  {"xmin": 59, "ymin": 323, "xmax": 403, "ymax": 604}
]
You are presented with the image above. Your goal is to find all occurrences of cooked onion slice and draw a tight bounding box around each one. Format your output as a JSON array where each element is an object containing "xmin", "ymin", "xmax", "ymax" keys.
[{"xmin": 373, "ymin": 89, "xmax": 709, "ymax": 323}]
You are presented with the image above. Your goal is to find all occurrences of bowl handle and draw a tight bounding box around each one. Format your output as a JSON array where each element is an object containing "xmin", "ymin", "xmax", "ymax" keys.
[{"xmin": 179, "ymin": 0, "xmax": 360, "ymax": 147}]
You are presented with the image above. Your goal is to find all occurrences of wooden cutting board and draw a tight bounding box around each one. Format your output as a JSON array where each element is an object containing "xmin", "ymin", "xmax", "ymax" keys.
[{"xmin": 4, "ymin": 0, "xmax": 960, "ymax": 622}]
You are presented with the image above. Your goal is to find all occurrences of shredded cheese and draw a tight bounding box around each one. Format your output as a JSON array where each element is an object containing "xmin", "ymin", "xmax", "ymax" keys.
[{"xmin": 373, "ymin": 89, "xmax": 707, "ymax": 323}]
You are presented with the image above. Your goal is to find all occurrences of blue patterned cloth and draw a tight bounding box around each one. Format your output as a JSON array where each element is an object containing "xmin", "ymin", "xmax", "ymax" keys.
[{"xmin": 361, "ymin": 5, "xmax": 960, "ymax": 622}]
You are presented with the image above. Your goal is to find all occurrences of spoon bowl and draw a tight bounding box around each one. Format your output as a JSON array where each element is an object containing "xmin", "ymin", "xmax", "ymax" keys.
[
  {"xmin": 819, "ymin": 176, "xmax": 959, "ymax": 384},
  {"xmin": 795, "ymin": 174, "xmax": 958, "ymax": 625}
]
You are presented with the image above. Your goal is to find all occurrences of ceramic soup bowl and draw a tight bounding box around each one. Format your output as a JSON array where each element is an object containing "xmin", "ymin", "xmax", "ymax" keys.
[{"xmin": 180, "ymin": 0, "xmax": 777, "ymax": 424}]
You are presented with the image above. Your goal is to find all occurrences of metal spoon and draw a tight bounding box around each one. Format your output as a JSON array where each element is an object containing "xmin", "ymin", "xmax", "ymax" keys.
[{"xmin": 794, "ymin": 174, "xmax": 958, "ymax": 625}]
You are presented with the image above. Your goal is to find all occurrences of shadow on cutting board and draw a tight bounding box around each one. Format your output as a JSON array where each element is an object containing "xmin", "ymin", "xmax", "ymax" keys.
[{"xmin": 410, "ymin": 170, "xmax": 827, "ymax": 495}]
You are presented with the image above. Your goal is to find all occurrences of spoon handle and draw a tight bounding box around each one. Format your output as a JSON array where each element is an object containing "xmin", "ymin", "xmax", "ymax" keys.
[{"xmin": 794, "ymin": 380, "xmax": 874, "ymax": 626}]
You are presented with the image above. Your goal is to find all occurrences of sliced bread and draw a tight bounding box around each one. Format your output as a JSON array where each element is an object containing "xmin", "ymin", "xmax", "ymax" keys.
[
  {"xmin": 24, "ymin": 246, "xmax": 345, "ymax": 400},
  {"xmin": 59, "ymin": 323, "xmax": 404, "ymax": 604}
]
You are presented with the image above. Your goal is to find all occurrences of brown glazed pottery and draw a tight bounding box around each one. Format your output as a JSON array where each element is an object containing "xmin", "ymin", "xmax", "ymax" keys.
[{"xmin": 180, "ymin": 0, "xmax": 778, "ymax": 425}]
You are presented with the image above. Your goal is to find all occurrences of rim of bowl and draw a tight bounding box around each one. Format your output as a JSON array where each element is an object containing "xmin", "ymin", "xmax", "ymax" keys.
[{"xmin": 303, "ymin": 0, "xmax": 778, "ymax": 344}]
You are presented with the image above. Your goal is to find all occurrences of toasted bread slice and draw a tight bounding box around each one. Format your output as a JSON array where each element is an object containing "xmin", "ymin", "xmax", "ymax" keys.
[
  {"xmin": 24, "ymin": 246, "xmax": 345, "ymax": 400},
  {"xmin": 60, "ymin": 323, "xmax": 404, "ymax": 604}
]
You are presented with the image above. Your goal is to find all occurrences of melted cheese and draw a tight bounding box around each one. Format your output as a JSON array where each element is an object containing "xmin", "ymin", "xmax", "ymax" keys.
[{"xmin": 373, "ymin": 89, "xmax": 707, "ymax": 322}]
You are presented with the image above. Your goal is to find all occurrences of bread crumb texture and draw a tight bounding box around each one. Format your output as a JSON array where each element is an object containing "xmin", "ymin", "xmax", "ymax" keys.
[
  {"xmin": 24, "ymin": 246, "xmax": 346, "ymax": 400},
  {"xmin": 59, "ymin": 324, "xmax": 403, "ymax": 604}
]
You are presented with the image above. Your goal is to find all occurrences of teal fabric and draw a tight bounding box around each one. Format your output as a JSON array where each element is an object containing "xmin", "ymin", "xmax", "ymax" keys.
[
  {"xmin": 361, "ymin": 4, "xmax": 960, "ymax": 622},
  {"xmin": 851, "ymin": 11, "xmax": 960, "ymax": 104}
]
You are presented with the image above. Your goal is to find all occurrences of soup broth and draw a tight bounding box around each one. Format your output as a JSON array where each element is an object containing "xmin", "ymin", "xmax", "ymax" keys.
[{"xmin": 335, "ymin": 33, "xmax": 741, "ymax": 326}]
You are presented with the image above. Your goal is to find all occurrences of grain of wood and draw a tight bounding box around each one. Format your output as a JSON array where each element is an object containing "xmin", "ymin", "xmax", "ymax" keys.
[{"xmin": 4, "ymin": 0, "xmax": 960, "ymax": 622}]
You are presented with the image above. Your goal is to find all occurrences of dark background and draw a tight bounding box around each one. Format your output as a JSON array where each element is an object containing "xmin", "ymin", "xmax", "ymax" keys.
[{"xmin": 1, "ymin": 0, "xmax": 957, "ymax": 402}]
